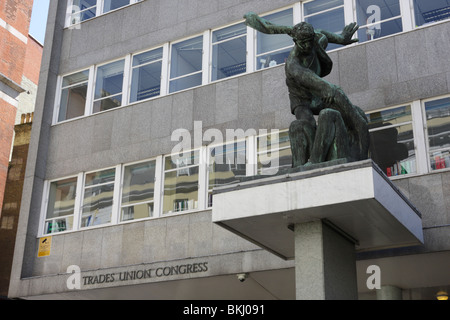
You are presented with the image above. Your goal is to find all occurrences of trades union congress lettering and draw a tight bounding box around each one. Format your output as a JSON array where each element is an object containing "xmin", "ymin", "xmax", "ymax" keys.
[{"xmin": 76, "ymin": 262, "xmax": 209, "ymax": 287}]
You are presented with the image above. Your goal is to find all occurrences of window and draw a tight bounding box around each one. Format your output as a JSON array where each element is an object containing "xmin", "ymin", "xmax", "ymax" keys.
[
  {"xmin": 130, "ymin": 48, "xmax": 163, "ymax": 103},
  {"xmin": 413, "ymin": 0, "xmax": 450, "ymax": 27},
  {"xmin": 58, "ymin": 70, "xmax": 89, "ymax": 122},
  {"xmin": 257, "ymin": 130, "xmax": 292, "ymax": 176},
  {"xmin": 367, "ymin": 106, "xmax": 416, "ymax": 177},
  {"xmin": 81, "ymin": 168, "xmax": 116, "ymax": 228},
  {"xmin": 121, "ymin": 160, "xmax": 156, "ymax": 221},
  {"xmin": 169, "ymin": 36, "xmax": 203, "ymax": 93},
  {"xmin": 211, "ymin": 23, "xmax": 247, "ymax": 81},
  {"xmin": 256, "ymin": 9, "xmax": 293, "ymax": 70},
  {"xmin": 103, "ymin": 0, "xmax": 130, "ymax": 13},
  {"xmin": 424, "ymin": 97, "xmax": 450, "ymax": 171},
  {"xmin": 207, "ymin": 141, "xmax": 247, "ymax": 207},
  {"xmin": 93, "ymin": 60, "xmax": 125, "ymax": 113},
  {"xmin": 303, "ymin": 0, "xmax": 345, "ymax": 51},
  {"xmin": 163, "ymin": 151, "xmax": 200, "ymax": 214},
  {"xmin": 44, "ymin": 177, "xmax": 78, "ymax": 234},
  {"xmin": 355, "ymin": 0, "xmax": 402, "ymax": 43},
  {"xmin": 69, "ymin": 0, "xmax": 97, "ymax": 25}
]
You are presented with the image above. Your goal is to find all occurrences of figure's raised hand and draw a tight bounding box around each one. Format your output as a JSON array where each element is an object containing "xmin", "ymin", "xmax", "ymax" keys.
[{"xmin": 340, "ymin": 22, "xmax": 359, "ymax": 45}]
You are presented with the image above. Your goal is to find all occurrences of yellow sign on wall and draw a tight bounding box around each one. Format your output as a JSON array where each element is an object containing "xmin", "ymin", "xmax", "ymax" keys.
[{"xmin": 38, "ymin": 236, "xmax": 52, "ymax": 257}]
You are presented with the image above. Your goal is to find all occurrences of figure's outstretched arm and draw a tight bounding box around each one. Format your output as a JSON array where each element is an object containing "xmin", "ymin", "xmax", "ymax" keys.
[
  {"xmin": 317, "ymin": 22, "xmax": 359, "ymax": 46},
  {"xmin": 244, "ymin": 12, "xmax": 293, "ymax": 35}
]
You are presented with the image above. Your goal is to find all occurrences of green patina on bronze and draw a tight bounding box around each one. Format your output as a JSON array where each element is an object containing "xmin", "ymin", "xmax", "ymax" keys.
[{"xmin": 244, "ymin": 12, "xmax": 370, "ymax": 168}]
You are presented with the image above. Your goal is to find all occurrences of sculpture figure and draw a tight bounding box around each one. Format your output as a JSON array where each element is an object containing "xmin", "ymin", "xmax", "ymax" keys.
[{"xmin": 244, "ymin": 12, "xmax": 369, "ymax": 167}]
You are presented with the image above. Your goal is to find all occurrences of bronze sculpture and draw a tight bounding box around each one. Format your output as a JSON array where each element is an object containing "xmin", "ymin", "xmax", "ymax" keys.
[{"xmin": 244, "ymin": 12, "xmax": 369, "ymax": 168}]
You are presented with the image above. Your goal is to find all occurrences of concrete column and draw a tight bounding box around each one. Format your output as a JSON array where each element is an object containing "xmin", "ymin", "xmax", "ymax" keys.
[
  {"xmin": 377, "ymin": 285, "xmax": 402, "ymax": 300},
  {"xmin": 294, "ymin": 220, "xmax": 358, "ymax": 300}
]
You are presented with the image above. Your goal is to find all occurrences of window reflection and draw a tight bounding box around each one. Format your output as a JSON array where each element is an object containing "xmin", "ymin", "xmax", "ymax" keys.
[
  {"xmin": 208, "ymin": 141, "xmax": 247, "ymax": 206},
  {"xmin": 425, "ymin": 97, "xmax": 450, "ymax": 171},
  {"xmin": 45, "ymin": 177, "xmax": 77, "ymax": 234},
  {"xmin": 257, "ymin": 130, "xmax": 292, "ymax": 175},
  {"xmin": 368, "ymin": 106, "xmax": 416, "ymax": 177},
  {"xmin": 103, "ymin": 0, "xmax": 130, "ymax": 13},
  {"xmin": 121, "ymin": 160, "xmax": 156, "ymax": 221},
  {"xmin": 81, "ymin": 169, "xmax": 116, "ymax": 227},
  {"xmin": 163, "ymin": 151, "xmax": 200, "ymax": 214}
]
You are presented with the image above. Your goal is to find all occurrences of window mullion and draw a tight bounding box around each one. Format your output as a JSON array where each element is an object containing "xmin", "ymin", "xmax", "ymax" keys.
[
  {"xmin": 400, "ymin": 0, "xmax": 414, "ymax": 32},
  {"xmin": 86, "ymin": 65, "xmax": 95, "ymax": 116},
  {"xmin": 153, "ymin": 156, "xmax": 163, "ymax": 218},
  {"xmin": 123, "ymin": 54, "xmax": 132, "ymax": 106},
  {"xmin": 246, "ymin": 26, "xmax": 255, "ymax": 73},
  {"xmin": 111, "ymin": 164, "xmax": 122, "ymax": 225},
  {"xmin": 411, "ymin": 100, "xmax": 429, "ymax": 174},
  {"xmin": 202, "ymin": 30, "xmax": 211, "ymax": 85},
  {"xmin": 73, "ymin": 172, "xmax": 84, "ymax": 232},
  {"xmin": 343, "ymin": 0, "xmax": 355, "ymax": 25}
]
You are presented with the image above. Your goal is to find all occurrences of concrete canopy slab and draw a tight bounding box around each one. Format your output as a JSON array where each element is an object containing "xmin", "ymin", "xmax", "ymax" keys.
[{"xmin": 212, "ymin": 160, "xmax": 424, "ymax": 260}]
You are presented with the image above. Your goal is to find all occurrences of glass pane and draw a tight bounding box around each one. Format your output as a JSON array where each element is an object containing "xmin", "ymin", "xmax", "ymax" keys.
[
  {"xmin": 121, "ymin": 202, "xmax": 153, "ymax": 221},
  {"xmin": 85, "ymin": 168, "xmax": 116, "ymax": 187},
  {"xmin": 414, "ymin": 0, "xmax": 450, "ymax": 26},
  {"xmin": 73, "ymin": 0, "xmax": 97, "ymax": 11},
  {"xmin": 170, "ymin": 36, "xmax": 203, "ymax": 79},
  {"xmin": 46, "ymin": 177, "xmax": 78, "ymax": 220},
  {"xmin": 103, "ymin": 0, "xmax": 130, "ymax": 13},
  {"xmin": 430, "ymin": 150, "xmax": 450, "ymax": 171},
  {"xmin": 256, "ymin": 48, "xmax": 291, "ymax": 70},
  {"xmin": 169, "ymin": 73, "xmax": 202, "ymax": 93},
  {"xmin": 369, "ymin": 124, "xmax": 416, "ymax": 177},
  {"xmin": 93, "ymin": 95, "xmax": 122, "ymax": 113},
  {"xmin": 208, "ymin": 142, "xmax": 247, "ymax": 190},
  {"xmin": 95, "ymin": 60, "xmax": 124, "ymax": 100},
  {"xmin": 357, "ymin": 18, "xmax": 403, "ymax": 43},
  {"xmin": 130, "ymin": 61, "xmax": 162, "ymax": 102},
  {"xmin": 165, "ymin": 151, "xmax": 200, "ymax": 171},
  {"xmin": 305, "ymin": 7, "xmax": 345, "ymax": 51},
  {"xmin": 59, "ymin": 83, "xmax": 87, "ymax": 121},
  {"xmin": 257, "ymin": 9, "xmax": 293, "ymax": 55},
  {"xmin": 212, "ymin": 23, "xmax": 246, "ymax": 43},
  {"xmin": 122, "ymin": 161, "xmax": 156, "ymax": 206},
  {"xmin": 132, "ymin": 48, "xmax": 163, "ymax": 67},
  {"xmin": 81, "ymin": 184, "xmax": 114, "ymax": 227},
  {"xmin": 304, "ymin": 0, "xmax": 343, "ymax": 16},
  {"xmin": 163, "ymin": 167, "xmax": 199, "ymax": 214},
  {"xmin": 211, "ymin": 36, "xmax": 247, "ymax": 81},
  {"xmin": 62, "ymin": 70, "xmax": 89, "ymax": 87},
  {"xmin": 356, "ymin": 0, "xmax": 401, "ymax": 26},
  {"xmin": 368, "ymin": 105, "xmax": 412, "ymax": 129},
  {"xmin": 45, "ymin": 217, "xmax": 74, "ymax": 234},
  {"xmin": 425, "ymin": 97, "xmax": 450, "ymax": 155}
]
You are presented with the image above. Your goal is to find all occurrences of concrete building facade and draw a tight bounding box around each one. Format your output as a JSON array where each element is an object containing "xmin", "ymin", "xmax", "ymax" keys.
[{"xmin": 8, "ymin": 0, "xmax": 450, "ymax": 300}]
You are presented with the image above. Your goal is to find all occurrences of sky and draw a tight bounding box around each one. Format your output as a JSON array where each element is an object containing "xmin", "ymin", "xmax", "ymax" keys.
[{"xmin": 29, "ymin": 0, "xmax": 50, "ymax": 44}]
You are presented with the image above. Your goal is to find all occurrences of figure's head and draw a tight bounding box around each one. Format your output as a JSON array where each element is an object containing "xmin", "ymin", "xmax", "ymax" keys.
[{"xmin": 291, "ymin": 22, "xmax": 315, "ymax": 54}]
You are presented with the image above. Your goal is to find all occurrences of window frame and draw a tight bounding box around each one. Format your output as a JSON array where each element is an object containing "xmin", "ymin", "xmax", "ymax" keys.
[
  {"xmin": 91, "ymin": 57, "xmax": 129, "ymax": 115},
  {"xmin": 366, "ymin": 104, "xmax": 419, "ymax": 178},
  {"xmin": 210, "ymin": 21, "xmax": 248, "ymax": 83},
  {"xmin": 54, "ymin": 67, "xmax": 94, "ymax": 124},
  {"xmin": 119, "ymin": 157, "xmax": 162, "ymax": 223},
  {"xmin": 79, "ymin": 165, "xmax": 121, "ymax": 229},
  {"xmin": 168, "ymin": 34, "xmax": 206, "ymax": 94}
]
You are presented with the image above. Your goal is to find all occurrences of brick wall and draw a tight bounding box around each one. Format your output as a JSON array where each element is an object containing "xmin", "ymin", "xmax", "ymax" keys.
[{"xmin": 0, "ymin": 102, "xmax": 16, "ymax": 214}]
